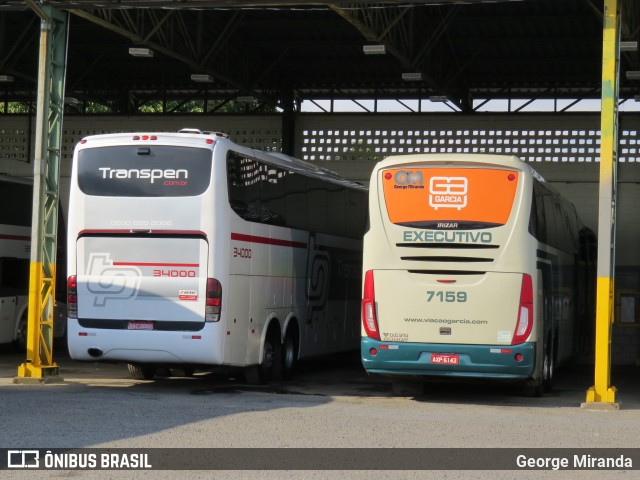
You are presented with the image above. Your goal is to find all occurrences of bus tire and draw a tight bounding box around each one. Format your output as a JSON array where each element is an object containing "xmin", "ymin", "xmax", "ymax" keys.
[
  {"xmin": 281, "ymin": 328, "xmax": 299, "ymax": 380},
  {"xmin": 542, "ymin": 334, "xmax": 555, "ymax": 393},
  {"xmin": 244, "ymin": 330, "xmax": 282, "ymax": 384},
  {"xmin": 127, "ymin": 363, "xmax": 156, "ymax": 380},
  {"xmin": 523, "ymin": 337, "xmax": 553, "ymax": 397}
]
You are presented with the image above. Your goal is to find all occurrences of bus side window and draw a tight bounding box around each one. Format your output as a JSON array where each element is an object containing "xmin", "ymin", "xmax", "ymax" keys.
[
  {"xmin": 256, "ymin": 163, "xmax": 286, "ymax": 226},
  {"xmin": 227, "ymin": 152, "xmax": 250, "ymax": 218},
  {"xmin": 346, "ymin": 189, "xmax": 368, "ymax": 239},
  {"xmin": 529, "ymin": 186, "xmax": 539, "ymax": 239},
  {"xmin": 283, "ymin": 171, "xmax": 308, "ymax": 231},
  {"xmin": 533, "ymin": 181, "xmax": 547, "ymax": 243},
  {"xmin": 0, "ymin": 257, "xmax": 29, "ymax": 294},
  {"xmin": 306, "ymin": 177, "xmax": 328, "ymax": 234}
]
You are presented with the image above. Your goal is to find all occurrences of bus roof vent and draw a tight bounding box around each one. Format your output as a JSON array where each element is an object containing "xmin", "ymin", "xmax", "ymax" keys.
[
  {"xmin": 178, "ymin": 128, "xmax": 229, "ymax": 139},
  {"xmin": 206, "ymin": 131, "xmax": 229, "ymax": 139}
]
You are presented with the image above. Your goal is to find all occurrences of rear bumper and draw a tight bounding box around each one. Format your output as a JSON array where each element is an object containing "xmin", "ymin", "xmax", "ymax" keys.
[
  {"xmin": 361, "ymin": 337, "xmax": 535, "ymax": 379},
  {"xmin": 67, "ymin": 319, "xmax": 224, "ymax": 365}
]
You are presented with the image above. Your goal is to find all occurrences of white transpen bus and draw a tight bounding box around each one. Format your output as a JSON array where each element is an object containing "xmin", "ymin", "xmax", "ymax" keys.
[
  {"xmin": 67, "ymin": 130, "xmax": 367, "ymax": 382},
  {"xmin": 361, "ymin": 154, "xmax": 595, "ymax": 395},
  {"xmin": 0, "ymin": 175, "xmax": 67, "ymax": 349}
]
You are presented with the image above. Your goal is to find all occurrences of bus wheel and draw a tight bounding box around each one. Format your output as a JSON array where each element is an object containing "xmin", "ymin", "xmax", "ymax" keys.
[
  {"xmin": 127, "ymin": 363, "xmax": 156, "ymax": 380},
  {"xmin": 523, "ymin": 339, "xmax": 553, "ymax": 397},
  {"xmin": 281, "ymin": 330, "xmax": 298, "ymax": 380},
  {"xmin": 244, "ymin": 331, "xmax": 282, "ymax": 384},
  {"xmin": 542, "ymin": 336, "xmax": 555, "ymax": 393}
]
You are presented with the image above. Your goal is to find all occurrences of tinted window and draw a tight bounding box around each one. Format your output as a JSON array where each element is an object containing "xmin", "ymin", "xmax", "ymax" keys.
[
  {"xmin": 0, "ymin": 180, "xmax": 32, "ymax": 226},
  {"xmin": 531, "ymin": 179, "xmax": 579, "ymax": 253},
  {"xmin": 227, "ymin": 151, "xmax": 367, "ymax": 239},
  {"xmin": 78, "ymin": 146, "xmax": 212, "ymax": 197}
]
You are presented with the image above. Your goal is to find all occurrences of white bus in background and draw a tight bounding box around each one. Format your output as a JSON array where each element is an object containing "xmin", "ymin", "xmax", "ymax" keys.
[
  {"xmin": 361, "ymin": 154, "xmax": 596, "ymax": 396},
  {"xmin": 0, "ymin": 175, "xmax": 67, "ymax": 349},
  {"xmin": 67, "ymin": 129, "xmax": 367, "ymax": 382}
]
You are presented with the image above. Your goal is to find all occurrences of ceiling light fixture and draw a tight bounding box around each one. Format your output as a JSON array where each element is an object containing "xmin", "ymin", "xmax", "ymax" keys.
[
  {"xmin": 190, "ymin": 74, "xmax": 214, "ymax": 83},
  {"xmin": 236, "ymin": 95, "xmax": 257, "ymax": 103},
  {"xmin": 363, "ymin": 44, "xmax": 386, "ymax": 55},
  {"xmin": 621, "ymin": 41, "xmax": 638, "ymax": 52},
  {"xmin": 128, "ymin": 47, "xmax": 154, "ymax": 58},
  {"xmin": 429, "ymin": 95, "xmax": 448, "ymax": 102},
  {"xmin": 402, "ymin": 72, "xmax": 423, "ymax": 81},
  {"xmin": 626, "ymin": 71, "xmax": 640, "ymax": 79},
  {"xmin": 0, "ymin": 75, "xmax": 14, "ymax": 82}
]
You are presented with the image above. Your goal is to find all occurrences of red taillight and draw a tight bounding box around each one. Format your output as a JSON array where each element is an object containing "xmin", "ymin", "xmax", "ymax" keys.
[
  {"xmin": 67, "ymin": 275, "xmax": 77, "ymax": 319},
  {"xmin": 205, "ymin": 278, "xmax": 222, "ymax": 322},
  {"xmin": 512, "ymin": 273, "xmax": 533, "ymax": 345},
  {"xmin": 362, "ymin": 270, "xmax": 380, "ymax": 340}
]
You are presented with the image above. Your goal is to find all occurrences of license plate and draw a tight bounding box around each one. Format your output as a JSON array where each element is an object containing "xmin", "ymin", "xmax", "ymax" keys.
[
  {"xmin": 128, "ymin": 321, "xmax": 154, "ymax": 331},
  {"xmin": 430, "ymin": 353, "xmax": 459, "ymax": 365}
]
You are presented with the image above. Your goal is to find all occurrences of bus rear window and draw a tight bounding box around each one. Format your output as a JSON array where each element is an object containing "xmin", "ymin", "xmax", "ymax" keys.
[
  {"xmin": 77, "ymin": 146, "xmax": 212, "ymax": 197},
  {"xmin": 381, "ymin": 167, "xmax": 519, "ymax": 229}
]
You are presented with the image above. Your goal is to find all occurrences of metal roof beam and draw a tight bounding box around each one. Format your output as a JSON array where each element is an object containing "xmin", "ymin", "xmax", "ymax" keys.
[{"xmin": 67, "ymin": 8, "xmax": 282, "ymax": 107}]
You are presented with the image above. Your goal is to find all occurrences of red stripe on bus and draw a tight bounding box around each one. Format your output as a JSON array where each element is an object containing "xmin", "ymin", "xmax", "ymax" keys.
[
  {"xmin": 113, "ymin": 262, "xmax": 199, "ymax": 267},
  {"xmin": 231, "ymin": 233, "xmax": 307, "ymax": 249},
  {"xmin": 0, "ymin": 234, "xmax": 30, "ymax": 241}
]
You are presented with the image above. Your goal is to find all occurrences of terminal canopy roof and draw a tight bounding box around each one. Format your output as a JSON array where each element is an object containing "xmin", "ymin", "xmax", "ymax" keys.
[{"xmin": 1, "ymin": 0, "xmax": 639, "ymax": 113}]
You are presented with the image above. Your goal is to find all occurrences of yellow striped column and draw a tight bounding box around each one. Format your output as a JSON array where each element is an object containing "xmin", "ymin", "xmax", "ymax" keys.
[
  {"xmin": 583, "ymin": 0, "xmax": 618, "ymax": 407},
  {"xmin": 15, "ymin": 5, "xmax": 68, "ymax": 383}
]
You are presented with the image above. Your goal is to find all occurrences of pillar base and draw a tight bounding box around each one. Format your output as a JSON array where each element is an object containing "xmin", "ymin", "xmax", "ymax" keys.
[
  {"xmin": 582, "ymin": 386, "xmax": 619, "ymax": 410},
  {"xmin": 14, "ymin": 363, "xmax": 64, "ymax": 384}
]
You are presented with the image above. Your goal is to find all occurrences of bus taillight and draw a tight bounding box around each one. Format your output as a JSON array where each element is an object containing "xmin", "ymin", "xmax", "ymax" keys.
[
  {"xmin": 67, "ymin": 275, "xmax": 78, "ymax": 319},
  {"xmin": 362, "ymin": 270, "xmax": 380, "ymax": 340},
  {"xmin": 512, "ymin": 273, "xmax": 533, "ymax": 345},
  {"xmin": 205, "ymin": 278, "xmax": 222, "ymax": 322}
]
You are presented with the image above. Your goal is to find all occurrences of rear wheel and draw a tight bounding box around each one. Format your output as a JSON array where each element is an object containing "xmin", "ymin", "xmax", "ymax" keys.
[
  {"xmin": 244, "ymin": 330, "xmax": 282, "ymax": 384},
  {"xmin": 127, "ymin": 363, "xmax": 156, "ymax": 380},
  {"xmin": 281, "ymin": 330, "xmax": 298, "ymax": 380},
  {"xmin": 523, "ymin": 336, "xmax": 553, "ymax": 397},
  {"xmin": 541, "ymin": 335, "xmax": 555, "ymax": 393}
]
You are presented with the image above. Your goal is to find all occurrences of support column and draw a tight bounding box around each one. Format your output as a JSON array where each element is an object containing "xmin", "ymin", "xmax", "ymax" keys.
[
  {"xmin": 583, "ymin": 0, "xmax": 618, "ymax": 408},
  {"xmin": 281, "ymin": 87, "xmax": 297, "ymax": 156},
  {"xmin": 15, "ymin": 5, "xmax": 69, "ymax": 384}
]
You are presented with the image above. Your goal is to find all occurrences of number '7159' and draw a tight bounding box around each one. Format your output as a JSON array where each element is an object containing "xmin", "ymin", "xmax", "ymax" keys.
[{"xmin": 427, "ymin": 291, "xmax": 467, "ymax": 302}]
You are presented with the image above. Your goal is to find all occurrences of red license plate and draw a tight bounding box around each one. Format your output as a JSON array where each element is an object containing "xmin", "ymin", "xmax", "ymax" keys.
[
  {"xmin": 128, "ymin": 321, "xmax": 154, "ymax": 331},
  {"xmin": 430, "ymin": 353, "xmax": 459, "ymax": 365}
]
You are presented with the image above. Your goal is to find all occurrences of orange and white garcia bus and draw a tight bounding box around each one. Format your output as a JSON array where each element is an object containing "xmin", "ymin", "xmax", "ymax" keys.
[
  {"xmin": 67, "ymin": 129, "xmax": 367, "ymax": 382},
  {"xmin": 361, "ymin": 154, "xmax": 595, "ymax": 395}
]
